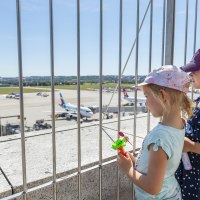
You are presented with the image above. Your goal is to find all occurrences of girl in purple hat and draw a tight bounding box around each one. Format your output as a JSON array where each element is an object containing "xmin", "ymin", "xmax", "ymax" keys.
[
  {"xmin": 117, "ymin": 65, "xmax": 193, "ymax": 200},
  {"xmin": 176, "ymin": 49, "xmax": 200, "ymax": 200}
]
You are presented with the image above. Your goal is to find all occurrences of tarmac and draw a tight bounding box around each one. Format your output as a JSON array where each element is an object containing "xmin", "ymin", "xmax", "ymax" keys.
[{"xmin": 0, "ymin": 89, "xmax": 147, "ymax": 128}]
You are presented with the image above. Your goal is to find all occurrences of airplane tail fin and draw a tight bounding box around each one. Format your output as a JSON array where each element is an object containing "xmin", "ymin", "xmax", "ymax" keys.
[
  {"xmin": 59, "ymin": 92, "xmax": 66, "ymax": 107},
  {"xmin": 122, "ymin": 88, "xmax": 129, "ymax": 97}
]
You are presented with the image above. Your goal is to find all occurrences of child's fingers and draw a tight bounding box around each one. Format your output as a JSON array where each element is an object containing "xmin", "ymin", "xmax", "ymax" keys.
[
  {"xmin": 117, "ymin": 152, "xmax": 133, "ymax": 173},
  {"xmin": 118, "ymin": 152, "xmax": 126, "ymax": 158},
  {"xmin": 128, "ymin": 152, "xmax": 136, "ymax": 163},
  {"xmin": 117, "ymin": 152, "xmax": 130, "ymax": 161},
  {"xmin": 117, "ymin": 153, "xmax": 127, "ymax": 167}
]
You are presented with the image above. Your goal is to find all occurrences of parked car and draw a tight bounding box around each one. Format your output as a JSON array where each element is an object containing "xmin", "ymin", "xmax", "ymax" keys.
[
  {"xmin": 42, "ymin": 93, "xmax": 49, "ymax": 97},
  {"xmin": 36, "ymin": 92, "xmax": 49, "ymax": 97},
  {"xmin": 6, "ymin": 92, "xmax": 20, "ymax": 99},
  {"xmin": 36, "ymin": 92, "xmax": 42, "ymax": 96}
]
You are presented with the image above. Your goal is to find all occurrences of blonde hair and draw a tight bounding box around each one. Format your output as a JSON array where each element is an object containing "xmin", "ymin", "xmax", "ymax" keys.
[{"xmin": 144, "ymin": 84, "xmax": 193, "ymax": 119}]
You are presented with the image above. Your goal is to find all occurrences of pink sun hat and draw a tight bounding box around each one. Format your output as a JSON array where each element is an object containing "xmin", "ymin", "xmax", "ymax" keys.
[{"xmin": 138, "ymin": 65, "xmax": 190, "ymax": 93}]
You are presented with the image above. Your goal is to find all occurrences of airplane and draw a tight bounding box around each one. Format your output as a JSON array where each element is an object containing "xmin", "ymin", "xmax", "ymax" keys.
[
  {"xmin": 59, "ymin": 92, "xmax": 94, "ymax": 119},
  {"xmin": 122, "ymin": 88, "xmax": 146, "ymax": 106}
]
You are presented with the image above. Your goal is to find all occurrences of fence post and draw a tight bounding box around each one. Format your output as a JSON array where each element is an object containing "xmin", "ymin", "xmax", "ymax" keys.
[{"xmin": 165, "ymin": 0, "xmax": 175, "ymax": 65}]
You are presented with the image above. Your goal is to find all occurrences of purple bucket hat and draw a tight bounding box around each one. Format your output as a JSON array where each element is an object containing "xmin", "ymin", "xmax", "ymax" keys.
[
  {"xmin": 181, "ymin": 49, "xmax": 200, "ymax": 72},
  {"xmin": 138, "ymin": 65, "xmax": 190, "ymax": 93}
]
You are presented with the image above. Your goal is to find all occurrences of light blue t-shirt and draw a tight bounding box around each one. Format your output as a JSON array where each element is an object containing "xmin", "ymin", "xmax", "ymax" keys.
[{"xmin": 135, "ymin": 123, "xmax": 184, "ymax": 200}]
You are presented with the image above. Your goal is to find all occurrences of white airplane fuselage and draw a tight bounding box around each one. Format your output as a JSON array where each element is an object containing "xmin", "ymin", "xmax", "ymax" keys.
[
  {"xmin": 122, "ymin": 89, "xmax": 146, "ymax": 106},
  {"xmin": 123, "ymin": 96, "xmax": 146, "ymax": 105},
  {"xmin": 62, "ymin": 103, "xmax": 93, "ymax": 118},
  {"xmin": 59, "ymin": 92, "xmax": 93, "ymax": 118}
]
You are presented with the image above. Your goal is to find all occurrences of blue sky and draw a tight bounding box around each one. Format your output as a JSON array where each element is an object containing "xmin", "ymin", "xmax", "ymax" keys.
[{"xmin": 0, "ymin": 0, "xmax": 199, "ymax": 77}]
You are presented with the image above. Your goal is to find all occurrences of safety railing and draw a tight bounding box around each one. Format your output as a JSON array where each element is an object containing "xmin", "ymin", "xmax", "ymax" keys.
[{"xmin": 0, "ymin": 0, "xmax": 199, "ymax": 199}]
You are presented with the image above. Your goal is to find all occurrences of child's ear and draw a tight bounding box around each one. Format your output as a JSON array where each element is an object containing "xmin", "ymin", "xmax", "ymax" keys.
[{"xmin": 159, "ymin": 89, "xmax": 168, "ymax": 102}]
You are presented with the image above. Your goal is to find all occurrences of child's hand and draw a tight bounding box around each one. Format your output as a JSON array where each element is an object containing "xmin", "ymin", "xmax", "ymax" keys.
[
  {"xmin": 183, "ymin": 137, "xmax": 195, "ymax": 152},
  {"xmin": 117, "ymin": 152, "xmax": 134, "ymax": 176},
  {"xmin": 129, "ymin": 152, "xmax": 136, "ymax": 165}
]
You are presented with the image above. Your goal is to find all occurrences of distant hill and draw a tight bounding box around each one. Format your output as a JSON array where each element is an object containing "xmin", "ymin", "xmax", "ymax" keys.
[{"xmin": 0, "ymin": 75, "xmax": 145, "ymax": 87}]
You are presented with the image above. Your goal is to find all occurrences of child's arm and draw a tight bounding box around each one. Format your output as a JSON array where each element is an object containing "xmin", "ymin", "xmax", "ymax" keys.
[
  {"xmin": 183, "ymin": 137, "xmax": 200, "ymax": 154},
  {"xmin": 118, "ymin": 144, "xmax": 167, "ymax": 195}
]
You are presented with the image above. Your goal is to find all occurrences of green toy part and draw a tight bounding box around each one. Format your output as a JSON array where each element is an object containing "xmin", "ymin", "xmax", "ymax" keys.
[{"xmin": 112, "ymin": 138, "xmax": 127, "ymax": 150}]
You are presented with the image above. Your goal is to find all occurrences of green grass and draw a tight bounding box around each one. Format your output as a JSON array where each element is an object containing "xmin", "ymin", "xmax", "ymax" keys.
[
  {"xmin": 38, "ymin": 83, "xmax": 133, "ymax": 90},
  {"xmin": 0, "ymin": 87, "xmax": 50, "ymax": 95},
  {"xmin": 0, "ymin": 83, "xmax": 134, "ymax": 94}
]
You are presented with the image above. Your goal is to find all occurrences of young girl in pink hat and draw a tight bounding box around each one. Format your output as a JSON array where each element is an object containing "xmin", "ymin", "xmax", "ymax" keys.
[
  {"xmin": 117, "ymin": 65, "xmax": 192, "ymax": 200},
  {"xmin": 176, "ymin": 49, "xmax": 200, "ymax": 200}
]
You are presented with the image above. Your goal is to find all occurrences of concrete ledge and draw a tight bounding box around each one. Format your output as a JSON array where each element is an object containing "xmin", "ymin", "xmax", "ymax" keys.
[{"xmin": 3, "ymin": 160, "xmax": 133, "ymax": 200}]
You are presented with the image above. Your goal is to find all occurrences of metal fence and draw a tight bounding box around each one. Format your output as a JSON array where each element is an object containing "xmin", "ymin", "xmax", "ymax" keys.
[{"xmin": 0, "ymin": 0, "xmax": 199, "ymax": 199}]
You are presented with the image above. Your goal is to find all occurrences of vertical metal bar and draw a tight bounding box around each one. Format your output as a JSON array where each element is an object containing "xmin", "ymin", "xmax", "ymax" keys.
[
  {"xmin": 147, "ymin": 0, "xmax": 153, "ymax": 133},
  {"xmin": 0, "ymin": 118, "xmax": 2, "ymax": 136},
  {"xmin": 99, "ymin": 0, "xmax": 103, "ymax": 199},
  {"xmin": 49, "ymin": 0, "xmax": 57, "ymax": 199},
  {"xmin": 161, "ymin": 0, "xmax": 166, "ymax": 65},
  {"xmin": 117, "ymin": 1, "xmax": 122, "ymax": 199},
  {"xmin": 134, "ymin": 0, "xmax": 139, "ymax": 154},
  {"xmin": 133, "ymin": 1, "xmax": 139, "ymax": 198},
  {"xmin": 160, "ymin": 0, "xmax": 166, "ymax": 123},
  {"xmin": 16, "ymin": 0, "xmax": 27, "ymax": 199},
  {"xmin": 122, "ymin": 0, "xmax": 151, "ymax": 76},
  {"xmin": 184, "ymin": 0, "xmax": 188, "ymax": 65},
  {"xmin": 77, "ymin": 0, "xmax": 81, "ymax": 199},
  {"xmin": 165, "ymin": 0, "xmax": 175, "ymax": 65},
  {"xmin": 193, "ymin": 0, "xmax": 198, "ymax": 54},
  {"xmin": 104, "ymin": 1, "xmax": 151, "ymax": 117},
  {"xmin": 191, "ymin": 0, "xmax": 198, "ymax": 101}
]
